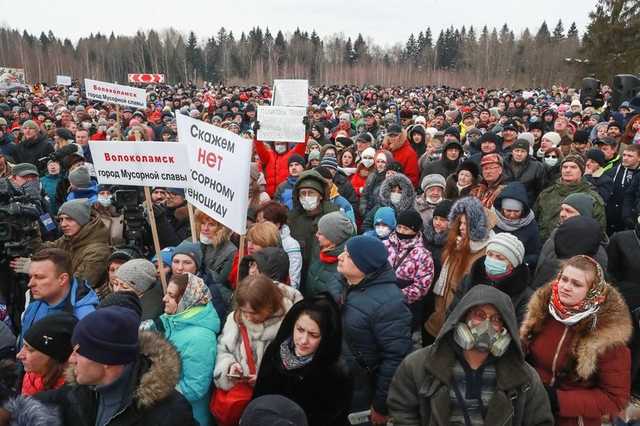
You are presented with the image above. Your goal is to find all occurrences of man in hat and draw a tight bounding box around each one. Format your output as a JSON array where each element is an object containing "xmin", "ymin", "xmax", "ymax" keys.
[
  {"xmin": 337, "ymin": 235, "xmax": 412, "ymax": 425},
  {"xmin": 165, "ymin": 188, "xmax": 191, "ymax": 241},
  {"xmin": 504, "ymin": 138, "xmax": 545, "ymax": 204},
  {"xmin": 500, "ymin": 120, "xmax": 519, "ymax": 152},
  {"xmin": 12, "ymin": 120, "xmax": 53, "ymax": 174},
  {"xmin": 274, "ymin": 154, "xmax": 306, "ymax": 210},
  {"xmin": 34, "ymin": 306, "xmax": 197, "ymax": 425},
  {"xmin": 594, "ymin": 136, "xmax": 621, "ymax": 173},
  {"xmin": 477, "ymin": 154, "xmax": 510, "ymax": 208},
  {"xmin": 386, "ymin": 124, "xmax": 419, "ymax": 187}
]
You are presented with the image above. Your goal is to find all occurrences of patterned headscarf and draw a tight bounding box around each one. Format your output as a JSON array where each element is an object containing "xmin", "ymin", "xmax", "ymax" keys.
[
  {"xmin": 548, "ymin": 255, "xmax": 608, "ymax": 326},
  {"xmin": 176, "ymin": 273, "xmax": 212, "ymax": 314}
]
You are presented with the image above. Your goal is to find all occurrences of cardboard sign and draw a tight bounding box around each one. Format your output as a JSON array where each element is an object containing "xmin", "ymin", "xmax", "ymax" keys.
[
  {"xmin": 176, "ymin": 114, "xmax": 252, "ymax": 234},
  {"xmin": 257, "ymin": 106, "xmax": 306, "ymax": 142},
  {"xmin": 85, "ymin": 78, "xmax": 147, "ymax": 109},
  {"xmin": 56, "ymin": 75, "xmax": 72, "ymax": 86},
  {"xmin": 89, "ymin": 141, "xmax": 189, "ymax": 188},
  {"xmin": 0, "ymin": 67, "xmax": 26, "ymax": 90},
  {"xmin": 272, "ymin": 79, "xmax": 308, "ymax": 107}
]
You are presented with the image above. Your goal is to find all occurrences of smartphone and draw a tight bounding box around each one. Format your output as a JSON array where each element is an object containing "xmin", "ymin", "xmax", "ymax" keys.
[
  {"xmin": 227, "ymin": 373, "xmax": 250, "ymax": 380},
  {"xmin": 348, "ymin": 410, "xmax": 371, "ymax": 425}
]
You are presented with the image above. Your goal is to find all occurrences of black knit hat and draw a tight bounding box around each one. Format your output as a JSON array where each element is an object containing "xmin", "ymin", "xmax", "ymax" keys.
[
  {"xmin": 433, "ymin": 199, "xmax": 454, "ymax": 219},
  {"xmin": 396, "ymin": 209, "xmax": 423, "ymax": 233},
  {"xmin": 24, "ymin": 313, "xmax": 78, "ymax": 363},
  {"xmin": 98, "ymin": 291, "xmax": 143, "ymax": 320},
  {"xmin": 458, "ymin": 160, "xmax": 480, "ymax": 179},
  {"xmin": 288, "ymin": 154, "xmax": 305, "ymax": 167},
  {"xmin": 240, "ymin": 395, "xmax": 308, "ymax": 425},
  {"xmin": 586, "ymin": 148, "xmax": 607, "ymax": 167},
  {"xmin": 512, "ymin": 139, "xmax": 530, "ymax": 151},
  {"xmin": 573, "ymin": 130, "xmax": 589, "ymax": 144}
]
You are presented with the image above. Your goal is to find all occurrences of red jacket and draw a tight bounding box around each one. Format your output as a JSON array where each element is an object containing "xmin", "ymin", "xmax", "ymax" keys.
[
  {"xmin": 350, "ymin": 171, "xmax": 368, "ymax": 199},
  {"xmin": 521, "ymin": 284, "xmax": 632, "ymax": 426},
  {"xmin": 254, "ymin": 139, "xmax": 307, "ymax": 197},
  {"xmin": 391, "ymin": 140, "xmax": 419, "ymax": 188}
]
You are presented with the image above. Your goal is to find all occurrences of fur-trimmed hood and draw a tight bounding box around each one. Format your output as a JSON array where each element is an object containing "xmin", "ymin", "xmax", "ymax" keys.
[
  {"xmin": 65, "ymin": 331, "xmax": 182, "ymax": 409},
  {"xmin": 378, "ymin": 173, "xmax": 416, "ymax": 212},
  {"xmin": 448, "ymin": 196, "xmax": 490, "ymax": 242},
  {"xmin": 520, "ymin": 283, "xmax": 632, "ymax": 381},
  {"xmin": 2, "ymin": 396, "xmax": 61, "ymax": 426}
]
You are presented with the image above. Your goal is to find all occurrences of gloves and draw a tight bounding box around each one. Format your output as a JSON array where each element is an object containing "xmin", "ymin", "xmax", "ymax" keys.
[
  {"xmin": 302, "ymin": 116, "xmax": 310, "ymax": 131},
  {"xmin": 10, "ymin": 257, "xmax": 31, "ymax": 274},
  {"xmin": 252, "ymin": 120, "xmax": 261, "ymax": 133},
  {"xmin": 544, "ymin": 385, "xmax": 559, "ymax": 413}
]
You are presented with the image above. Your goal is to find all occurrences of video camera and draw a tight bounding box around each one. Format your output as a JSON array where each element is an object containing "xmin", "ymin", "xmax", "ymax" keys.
[
  {"xmin": 111, "ymin": 189, "xmax": 147, "ymax": 256},
  {"xmin": 0, "ymin": 179, "xmax": 42, "ymax": 261}
]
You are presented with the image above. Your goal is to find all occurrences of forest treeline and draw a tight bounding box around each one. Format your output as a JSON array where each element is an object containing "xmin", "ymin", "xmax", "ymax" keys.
[{"xmin": 0, "ymin": 0, "xmax": 637, "ymax": 88}]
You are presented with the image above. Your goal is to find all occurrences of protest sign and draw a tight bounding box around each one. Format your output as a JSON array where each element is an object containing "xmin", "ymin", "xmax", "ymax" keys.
[
  {"xmin": 257, "ymin": 106, "xmax": 306, "ymax": 142},
  {"xmin": 176, "ymin": 114, "xmax": 252, "ymax": 235},
  {"xmin": 128, "ymin": 73, "xmax": 165, "ymax": 84},
  {"xmin": 272, "ymin": 79, "xmax": 308, "ymax": 107},
  {"xmin": 89, "ymin": 141, "xmax": 189, "ymax": 188},
  {"xmin": 0, "ymin": 67, "xmax": 26, "ymax": 90},
  {"xmin": 56, "ymin": 75, "xmax": 72, "ymax": 86},
  {"xmin": 84, "ymin": 78, "xmax": 147, "ymax": 109}
]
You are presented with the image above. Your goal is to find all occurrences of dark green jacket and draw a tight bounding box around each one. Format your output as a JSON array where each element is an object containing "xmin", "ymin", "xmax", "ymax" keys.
[{"xmin": 304, "ymin": 242, "xmax": 345, "ymax": 298}]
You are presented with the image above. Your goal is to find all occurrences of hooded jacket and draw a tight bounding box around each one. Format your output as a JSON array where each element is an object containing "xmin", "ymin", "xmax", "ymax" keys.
[
  {"xmin": 533, "ymin": 178, "xmax": 606, "ymax": 241},
  {"xmin": 521, "ymin": 284, "xmax": 632, "ymax": 426},
  {"xmin": 383, "ymin": 232, "xmax": 435, "ymax": 304},
  {"xmin": 12, "ymin": 132, "xmax": 54, "ymax": 175},
  {"xmin": 43, "ymin": 215, "xmax": 111, "ymax": 288},
  {"xmin": 408, "ymin": 125, "xmax": 428, "ymax": 158},
  {"xmin": 337, "ymin": 266, "xmax": 412, "ymax": 415},
  {"xmin": 254, "ymin": 138, "xmax": 307, "ymax": 197},
  {"xmin": 363, "ymin": 174, "xmax": 416, "ymax": 231},
  {"xmin": 493, "ymin": 182, "xmax": 542, "ymax": 267},
  {"xmin": 1, "ymin": 396, "xmax": 62, "ymax": 426},
  {"xmin": 607, "ymin": 229, "xmax": 640, "ymax": 299},
  {"xmin": 391, "ymin": 139, "xmax": 420, "ymax": 187},
  {"xmin": 503, "ymin": 152, "xmax": 546, "ymax": 204},
  {"xmin": 34, "ymin": 331, "xmax": 198, "ymax": 426},
  {"xmin": 253, "ymin": 294, "xmax": 352, "ymax": 426},
  {"xmin": 388, "ymin": 285, "xmax": 553, "ymax": 426}
]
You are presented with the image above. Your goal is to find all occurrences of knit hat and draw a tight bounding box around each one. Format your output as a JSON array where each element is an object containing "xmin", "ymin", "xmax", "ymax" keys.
[
  {"xmin": 68, "ymin": 166, "xmax": 92, "ymax": 190},
  {"xmin": 361, "ymin": 147, "xmax": 376, "ymax": 160},
  {"xmin": 345, "ymin": 235, "xmax": 389, "ymax": 274},
  {"xmin": 573, "ymin": 130, "xmax": 589, "ymax": 144},
  {"xmin": 501, "ymin": 198, "xmax": 524, "ymax": 212},
  {"xmin": 511, "ymin": 139, "xmax": 530, "ymax": 152},
  {"xmin": 296, "ymin": 171, "xmax": 326, "ymax": 195},
  {"xmin": 151, "ymin": 246, "xmax": 175, "ymax": 266},
  {"xmin": 115, "ymin": 259, "xmax": 157, "ymax": 294},
  {"xmin": 586, "ymin": 148, "xmax": 607, "ymax": 167},
  {"xmin": 107, "ymin": 247, "xmax": 140, "ymax": 264},
  {"xmin": 396, "ymin": 209, "xmax": 423, "ymax": 233},
  {"xmin": 173, "ymin": 240, "xmax": 203, "ymax": 270},
  {"xmin": 308, "ymin": 150, "xmax": 321, "ymax": 162},
  {"xmin": 480, "ymin": 153, "xmax": 503, "ymax": 168},
  {"xmin": 420, "ymin": 174, "xmax": 446, "ymax": 192},
  {"xmin": 355, "ymin": 132, "xmax": 374, "ymax": 144},
  {"xmin": 562, "ymin": 193, "xmax": 594, "ymax": 218},
  {"xmin": 240, "ymin": 395, "xmax": 308, "ymax": 426},
  {"xmin": 486, "ymin": 233, "xmax": 525, "ymax": 267},
  {"xmin": 98, "ymin": 292, "xmax": 143, "ymax": 319},
  {"xmin": 288, "ymin": 154, "xmax": 305, "ymax": 167},
  {"xmin": 518, "ymin": 132, "xmax": 535, "ymax": 147},
  {"xmin": 21, "ymin": 120, "xmax": 39, "ymax": 130},
  {"xmin": 373, "ymin": 206, "xmax": 397, "ymax": 229},
  {"xmin": 58, "ymin": 198, "xmax": 91, "ymax": 225},
  {"xmin": 433, "ymin": 199, "xmax": 454, "ymax": 219},
  {"xmin": 542, "ymin": 132, "xmax": 561, "ymax": 147},
  {"xmin": 11, "ymin": 163, "xmax": 38, "ymax": 177},
  {"xmin": 319, "ymin": 155, "xmax": 338, "ymax": 171},
  {"xmin": 23, "ymin": 313, "xmax": 78, "ymax": 363},
  {"xmin": 167, "ymin": 187, "xmax": 185, "ymax": 197},
  {"xmin": 444, "ymin": 126, "xmax": 460, "ymax": 140},
  {"xmin": 561, "ymin": 154, "xmax": 585, "ymax": 175},
  {"xmin": 387, "ymin": 124, "xmax": 402, "ymax": 135},
  {"xmin": 71, "ymin": 306, "xmax": 139, "ymax": 365},
  {"xmin": 458, "ymin": 160, "xmax": 480, "ymax": 179},
  {"xmin": 318, "ymin": 211, "xmax": 353, "ymax": 245}
]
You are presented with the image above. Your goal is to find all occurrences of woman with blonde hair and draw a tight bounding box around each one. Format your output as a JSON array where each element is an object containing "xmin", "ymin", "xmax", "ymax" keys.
[
  {"xmin": 521, "ymin": 255, "xmax": 632, "ymax": 426},
  {"xmin": 195, "ymin": 209, "xmax": 237, "ymax": 285},
  {"xmin": 227, "ymin": 221, "xmax": 282, "ymax": 288}
]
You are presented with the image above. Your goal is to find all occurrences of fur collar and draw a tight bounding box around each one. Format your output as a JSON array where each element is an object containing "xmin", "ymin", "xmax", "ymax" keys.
[
  {"xmin": 65, "ymin": 331, "xmax": 181, "ymax": 409},
  {"xmin": 520, "ymin": 283, "xmax": 632, "ymax": 380}
]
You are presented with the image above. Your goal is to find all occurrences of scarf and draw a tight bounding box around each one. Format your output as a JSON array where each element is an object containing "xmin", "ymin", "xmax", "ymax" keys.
[
  {"xmin": 548, "ymin": 263, "xmax": 607, "ymax": 326},
  {"xmin": 319, "ymin": 251, "xmax": 339, "ymax": 264},
  {"xmin": 280, "ymin": 337, "xmax": 314, "ymax": 370},
  {"xmin": 493, "ymin": 208, "xmax": 535, "ymax": 232},
  {"xmin": 176, "ymin": 273, "xmax": 212, "ymax": 314}
]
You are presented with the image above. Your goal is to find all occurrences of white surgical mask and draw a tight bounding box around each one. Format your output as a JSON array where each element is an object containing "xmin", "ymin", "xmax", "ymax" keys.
[
  {"xmin": 389, "ymin": 192, "xmax": 402, "ymax": 205},
  {"xmin": 300, "ymin": 195, "xmax": 319, "ymax": 211},
  {"xmin": 97, "ymin": 195, "xmax": 112, "ymax": 207},
  {"xmin": 544, "ymin": 157, "xmax": 558, "ymax": 167},
  {"xmin": 361, "ymin": 158, "xmax": 374, "ymax": 168},
  {"xmin": 199, "ymin": 234, "xmax": 212, "ymax": 245},
  {"xmin": 81, "ymin": 121, "xmax": 91, "ymax": 130},
  {"xmin": 275, "ymin": 144, "xmax": 287, "ymax": 154},
  {"xmin": 375, "ymin": 225, "xmax": 391, "ymax": 238}
]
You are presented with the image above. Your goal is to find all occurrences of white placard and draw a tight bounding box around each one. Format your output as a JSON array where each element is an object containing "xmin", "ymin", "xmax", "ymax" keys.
[
  {"xmin": 89, "ymin": 141, "xmax": 189, "ymax": 188},
  {"xmin": 176, "ymin": 114, "xmax": 252, "ymax": 234},
  {"xmin": 85, "ymin": 78, "xmax": 147, "ymax": 109},
  {"xmin": 0, "ymin": 67, "xmax": 26, "ymax": 90},
  {"xmin": 56, "ymin": 75, "xmax": 72, "ymax": 86},
  {"xmin": 272, "ymin": 79, "xmax": 308, "ymax": 107},
  {"xmin": 257, "ymin": 106, "xmax": 306, "ymax": 143}
]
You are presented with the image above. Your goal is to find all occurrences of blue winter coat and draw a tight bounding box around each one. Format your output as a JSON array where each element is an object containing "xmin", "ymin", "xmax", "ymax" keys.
[
  {"xmin": 336, "ymin": 266, "xmax": 412, "ymax": 415},
  {"xmin": 41, "ymin": 174, "xmax": 62, "ymax": 216},
  {"xmin": 66, "ymin": 180, "xmax": 98, "ymax": 204},
  {"xmin": 159, "ymin": 302, "xmax": 220, "ymax": 426},
  {"xmin": 274, "ymin": 176, "xmax": 297, "ymax": 210},
  {"xmin": 493, "ymin": 182, "xmax": 542, "ymax": 268}
]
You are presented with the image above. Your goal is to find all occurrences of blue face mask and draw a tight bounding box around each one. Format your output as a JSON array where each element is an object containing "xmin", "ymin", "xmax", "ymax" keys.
[{"xmin": 484, "ymin": 256, "xmax": 508, "ymax": 276}]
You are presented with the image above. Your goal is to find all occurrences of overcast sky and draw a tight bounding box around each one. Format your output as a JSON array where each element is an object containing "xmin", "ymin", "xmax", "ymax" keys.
[{"xmin": 1, "ymin": 0, "xmax": 594, "ymax": 48}]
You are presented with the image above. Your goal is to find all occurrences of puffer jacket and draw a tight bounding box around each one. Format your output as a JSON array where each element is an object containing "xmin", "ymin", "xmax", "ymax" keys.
[
  {"xmin": 362, "ymin": 173, "xmax": 416, "ymax": 231},
  {"xmin": 533, "ymin": 178, "xmax": 606, "ymax": 241},
  {"xmin": 521, "ymin": 284, "xmax": 632, "ymax": 426},
  {"xmin": 383, "ymin": 232, "xmax": 434, "ymax": 304},
  {"xmin": 337, "ymin": 266, "xmax": 412, "ymax": 415},
  {"xmin": 34, "ymin": 332, "xmax": 197, "ymax": 426},
  {"xmin": 254, "ymin": 138, "xmax": 307, "ymax": 196},
  {"xmin": 391, "ymin": 140, "xmax": 420, "ymax": 187},
  {"xmin": 42, "ymin": 215, "xmax": 111, "ymax": 288},
  {"xmin": 158, "ymin": 301, "xmax": 220, "ymax": 426},
  {"xmin": 213, "ymin": 283, "xmax": 302, "ymax": 391}
]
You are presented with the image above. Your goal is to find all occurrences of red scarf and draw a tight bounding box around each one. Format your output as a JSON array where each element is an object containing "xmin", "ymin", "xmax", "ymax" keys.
[{"xmin": 319, "ymin": 251, "xmax": 339, "ymax": 264}]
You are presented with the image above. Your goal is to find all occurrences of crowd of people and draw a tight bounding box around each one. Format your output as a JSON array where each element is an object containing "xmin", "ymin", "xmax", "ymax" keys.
[{"xmin": 0, "ymin": 80, "xmax": 639, "ymax": 425}]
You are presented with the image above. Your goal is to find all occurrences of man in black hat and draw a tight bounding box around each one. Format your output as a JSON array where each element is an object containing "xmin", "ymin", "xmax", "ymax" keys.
[
  {"xmin": 165, "ymin": 188, "xmax": 191, "ymax": 241},
  {"xmin": 500, "ymin": 121, "xmax": 519, "ymax": 152},
  {"xmin": 503, "ymin": 139, "xmax": 545, "ymax": 204},
  {"xmin": 594, "ymin": 136, "xmax": 621, "ymax": 173}
]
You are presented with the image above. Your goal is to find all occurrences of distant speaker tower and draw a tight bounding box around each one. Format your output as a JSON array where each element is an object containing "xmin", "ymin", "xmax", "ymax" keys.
[{"xmin": 611, "ymin": 74, "xmax": 640, "ymax": 110}]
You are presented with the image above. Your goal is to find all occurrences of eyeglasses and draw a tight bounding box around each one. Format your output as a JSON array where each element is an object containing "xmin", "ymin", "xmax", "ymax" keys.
[{"xmin": 469, "ymin": 308, "xmax": 504, "ymax": 328}]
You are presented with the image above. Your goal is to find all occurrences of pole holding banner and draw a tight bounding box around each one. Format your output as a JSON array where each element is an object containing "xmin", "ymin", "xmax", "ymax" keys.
[
  {"xmin": 144, "ymin": 186, "xmax": 168, "ymax": 293},
  {"xmin": 236, "ymin": 234, "xmax": 246, "ymax": 284},
  {"xmin": 187, "ymin": 203, "xmax": 198, "ymax": 243},
  {"xmin": 116, "ymin": 105, "xmax": 122, "ymax": 138}
]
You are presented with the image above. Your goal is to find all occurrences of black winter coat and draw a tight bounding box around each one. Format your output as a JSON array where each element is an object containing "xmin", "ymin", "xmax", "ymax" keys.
[
  {"xmin": 12, "ymin": 133, "xmax": 53, "ymax": 174},
  {"xmin": 333, "ymin": 169, "xmax": 358, "ymax": 211},
  {"xmin": 503, "ymin": 154, "xmax": 546, "ymax": 205},
  {"xmin": 607, "ymin": 229, "xmax": 640, "ymax": 310},
  {"xmin": 34, "ymin": 332, "xmax": 197, "ymax": 426},
  {"xmin": 336, "ymin": 266, "xmax": 412, "ymax": 415}
]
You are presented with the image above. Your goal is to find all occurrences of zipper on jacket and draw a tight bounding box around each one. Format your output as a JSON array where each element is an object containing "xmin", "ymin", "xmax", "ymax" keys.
[{"xmin": 550, "ymin": 326, "xmax": 569, "ymax": 387}]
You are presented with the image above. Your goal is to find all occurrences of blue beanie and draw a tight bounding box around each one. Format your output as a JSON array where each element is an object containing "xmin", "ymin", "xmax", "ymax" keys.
[
  {"xmin": 373, "ymin": 206, "xmax": 397, "ymax": 230},
  {"xmin": 71, "ymin": 306, "xmax": 139, "ymax": 365},
  {"xmin": 173, "ymin": 241, "xmax": 203, "ymax": 270},
  {"xmin": 152, "ymin": 246, "xmax": 175, "ymax": 266},
  {"xmin": 345, "ymin": 235, "xmax": 389, "ymax": 274}
]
